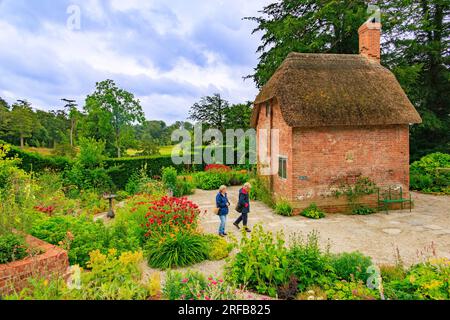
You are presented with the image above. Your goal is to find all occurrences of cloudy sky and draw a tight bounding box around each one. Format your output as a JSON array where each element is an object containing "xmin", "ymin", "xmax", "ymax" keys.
[{"xmin": 0, "ymin": 0, "xmax": 271, "ymax": 123}]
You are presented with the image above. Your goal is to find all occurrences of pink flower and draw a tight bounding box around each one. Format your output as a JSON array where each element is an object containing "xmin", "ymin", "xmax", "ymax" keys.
[{"xmin": 182, "ymin": 278, "xmax": 189, "ymax": 283}]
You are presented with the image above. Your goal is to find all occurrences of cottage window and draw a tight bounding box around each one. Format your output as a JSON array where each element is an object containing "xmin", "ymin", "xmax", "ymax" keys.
[
  {"xmin": 278, "ymin": 156, "xmax": 287, "ymax": 179},
  {"xmin": 265, "ymin": 102, "xmax": 271, "ymax": 118}
]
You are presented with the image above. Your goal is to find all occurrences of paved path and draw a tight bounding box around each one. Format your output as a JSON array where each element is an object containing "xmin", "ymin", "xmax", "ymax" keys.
[{"xmin": 191, "ymin": 187, "xmax": 450, "ymax": 266}]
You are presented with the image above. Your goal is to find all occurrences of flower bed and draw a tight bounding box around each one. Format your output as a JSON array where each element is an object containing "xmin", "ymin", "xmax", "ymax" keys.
[{"xmin": 0, "ymin": 235, "xmax": 69, "ymax": 296}]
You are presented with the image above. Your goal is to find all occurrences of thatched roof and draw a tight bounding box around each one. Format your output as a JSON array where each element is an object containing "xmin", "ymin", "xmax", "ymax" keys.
[{"xmin": 251, "ymin": 53, "xmax": 422, "ymax": 128}]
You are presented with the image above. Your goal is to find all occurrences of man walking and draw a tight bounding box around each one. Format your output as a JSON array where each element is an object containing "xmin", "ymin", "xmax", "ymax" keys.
[{"xmin": 233, "ymin": 182, "xmax": 252, "ymax": 232}]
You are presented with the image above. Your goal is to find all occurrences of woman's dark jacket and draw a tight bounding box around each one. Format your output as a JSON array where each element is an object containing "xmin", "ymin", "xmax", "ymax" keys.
[
  {"xmin": 238, "ymin": 188, "xmax": 250, "ymax": 214},
  {"xmin": 216, "ymin": 192, "xmax": 229, "ymax": 216}
]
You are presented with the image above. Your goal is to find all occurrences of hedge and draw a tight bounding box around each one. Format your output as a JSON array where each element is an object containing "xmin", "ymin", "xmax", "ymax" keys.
[
  {"xmin": 104, "ymin": 156, "xmax": 204, "ymax": 189},
  {"xmin": 3, "ymin": 143, "xmax": 72, "ymax": 172}
]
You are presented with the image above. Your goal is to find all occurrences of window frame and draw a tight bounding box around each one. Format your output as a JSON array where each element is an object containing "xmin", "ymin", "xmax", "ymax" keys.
[
  {"xmin": 278, "ymin": 156, "xmax": 288, "ymax": 180},
  {"xmin": 265, "ymin": 101, "xmax": 271, "ymax": 118}
]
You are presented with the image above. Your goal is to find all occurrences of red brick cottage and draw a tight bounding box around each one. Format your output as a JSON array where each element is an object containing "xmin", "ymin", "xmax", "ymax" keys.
[{"xmin": 251, "ymin": 21, "xmax": 422, "ymax": 212}]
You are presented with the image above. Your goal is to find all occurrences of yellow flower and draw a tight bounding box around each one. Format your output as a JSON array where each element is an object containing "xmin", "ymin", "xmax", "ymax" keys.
[
  {"xmin": 119, "ymin": 251, "xmax": 143, "ymax": 265},
  {"xmin": 108, "ymin": 248, "xmax": 118, "ymax": 257},
  {"xmin": 43, "ymin": 279, "xmax": 49, "ymax": 287}
]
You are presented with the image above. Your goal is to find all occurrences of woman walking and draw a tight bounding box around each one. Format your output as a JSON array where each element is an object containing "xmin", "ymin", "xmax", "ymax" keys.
[
  {"xmin": 233, "ymin": 182, "xmax": 252, "ymax": 232},
  {"xmin": 216, "ymin": 185, "xmax": 230, "ymax": 237}
]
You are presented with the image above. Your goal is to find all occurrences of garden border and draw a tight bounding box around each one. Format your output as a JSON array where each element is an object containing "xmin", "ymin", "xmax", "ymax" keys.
[{"xmin": 0, "ymin": 235, "xmax": 69, "ymax": 296}]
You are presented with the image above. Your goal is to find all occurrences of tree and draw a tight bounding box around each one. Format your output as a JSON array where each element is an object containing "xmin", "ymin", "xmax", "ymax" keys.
[
  {"xmin": 224, "ymin": 102, "xmax": 254, "ymax": 130},
  {"xmin": 83, "ymin": 80, "xmax": 145, "ymax": 158},
  {"xmin": 0, "ymin": 97, "xmax": 10, "ymax": 137},
  {"xmin": 188, "ymin": 93, "xmax": 230, "ymax": 131},
  {"xmin": 377, "ymin": 0, "xmax": 450, "ymax": 160},
  {"xmin": 245, "ymin": 0, "xmax": 369, "ymax": 87},
  {"xmin": 62, "ymin": 98, "xmax": 81, "ymax": 147},
  {"xmin": 9, "ymin": 100, "xmax": 39, "ymax": 148}
]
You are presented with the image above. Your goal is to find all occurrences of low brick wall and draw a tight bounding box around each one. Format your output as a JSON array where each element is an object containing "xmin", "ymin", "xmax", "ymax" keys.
[{"xmin": 0, "ymin": 235, "xmax": 69, "ymax": 296}]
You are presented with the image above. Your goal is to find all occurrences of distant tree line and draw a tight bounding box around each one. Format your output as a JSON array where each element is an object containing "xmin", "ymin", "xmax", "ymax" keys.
[{"xmin": 0, "ymin": 81, "xmax": 253, "ymax": 159}]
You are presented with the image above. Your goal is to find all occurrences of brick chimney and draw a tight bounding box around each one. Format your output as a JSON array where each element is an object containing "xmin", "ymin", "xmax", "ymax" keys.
[{"xmin": 358, "ymin": 20, "xmax": 381, "ymax": 63}]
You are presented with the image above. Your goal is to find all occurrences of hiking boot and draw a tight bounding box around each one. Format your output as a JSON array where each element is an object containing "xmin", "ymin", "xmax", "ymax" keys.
[
  {"xmin": 233, "ymin": 222, "xmax": 240, "ymax": 230},
  {"xmin": 244, "ymin": 227, "xmax": 251, "ymax": 233}
]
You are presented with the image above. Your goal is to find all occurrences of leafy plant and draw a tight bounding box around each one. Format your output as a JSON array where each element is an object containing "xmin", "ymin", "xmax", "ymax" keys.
[
  {"xmin": 324, "ymin": 280, "xmax": 379, "ymax": 300},
  {"xmin": 247, "ymin": 176, "xmax": 274, "ymax": 208},
  {"xmin": 384, "ymin": 258, "xmax": 450, "ymax": 300},
  {"xmin": 70, "ymin": 249, "xmax": 150, "ymax": 300},
  {"xmin": 301, "ymin": 203, "xmax": 325, "ymax": 219},
  {"xmin": 287, "ymin": 231, "xmax": 335, "ymax": 292},
  {"xmin": 225, "ymin": 225, "xmax": 290, "ymax": 297},
  {"xmin": 162, "ymin": 166, "xmax": 178, "ymax": 194},
  {"xmin": 163, "ymin": 270, "xmax": 207, "ymax": 300},
  {"xmin": 194, "ymin": 171, "xmax": 228, "ymax": 190},
  {"xmin": 0, "ymin": 233, "xmax": 28, "ymax": 264},
  {"xmin": 410, "ymin": 153, "xmax": 450, "ymax": 194},
  {"xmin": 145, "ymin": 232, "xmax": 209, "ymax": 269},
  {"xmin": 352, "ymin": 205, "xmax": 376, "ymax": 215},
  {"xmin": 163, "ymin": 271, "xmax": 242, "ymax": 300},
  {"xmin": 330, "ymin": 251, "xmax": 373, "ymax": 283},
  {"xmin": 275, "ymin": 199, "xmax": 293, "ymax": 216},
  {"xmin": 30, "ymin": 215, "xmax": 138, "ymax": 268},
  {"xmin": 204, "ymin": 234, "xmax": 233, "ymax": 261}
]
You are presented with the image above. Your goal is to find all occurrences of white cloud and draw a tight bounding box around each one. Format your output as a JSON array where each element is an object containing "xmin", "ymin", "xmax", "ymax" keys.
[{"xmin": 0, "ymin": 0, "xmax": 271, "ymax": 122}]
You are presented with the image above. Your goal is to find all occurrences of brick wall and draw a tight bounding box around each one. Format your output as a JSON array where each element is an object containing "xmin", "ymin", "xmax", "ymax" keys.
[
  {"xmin": 0, "ymin": 235, "xmax": 69, "ymax": 296},
  {"xmin": 292, "ymin": 125, "xmax": 410, "ymax": 212},
  {"xmin": 256, "ymin": 99, "xmax": 293, "ymax": 200},
  {"xmin": 358, "ymin": 22, "xmax": 381, "ymax": 63}
]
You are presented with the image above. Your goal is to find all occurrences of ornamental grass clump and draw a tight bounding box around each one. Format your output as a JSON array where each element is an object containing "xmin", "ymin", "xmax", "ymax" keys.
[{"xmin": 145, "ymin": 232, "xmax": 209, "ymax": 269}]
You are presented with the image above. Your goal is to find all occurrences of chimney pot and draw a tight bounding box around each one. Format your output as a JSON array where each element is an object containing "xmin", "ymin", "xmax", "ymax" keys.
[{"xmin": 358, "ymin": 21, "xmax": 382, "ymax": 63}]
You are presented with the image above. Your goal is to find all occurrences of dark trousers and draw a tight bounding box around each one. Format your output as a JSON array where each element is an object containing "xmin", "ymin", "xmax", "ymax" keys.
[{"xmin": 234, "ymin": 212, "xmax": 248, "ymax": 227}]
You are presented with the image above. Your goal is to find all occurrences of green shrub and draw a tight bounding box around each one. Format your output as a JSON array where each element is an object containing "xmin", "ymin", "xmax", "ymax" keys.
[
  {"xmin": 324, "ymin": 280, "xmax": 379, "ymax": 300},
  {"xmin": 30, "ymin": 215, "xmax": 139, "ymax": 268},
  {"xmin": 162, "ymin": 166, "xmax": 177, "ymax": 194},
  {"xmin": 275, "ymin": 199, "xmax": 293, "ymax": 217},
  {"xmin": 104, "ymin": 156, "xmax": 201, "ymax": 189},
  {"xmin": 410, "ymin": 152, "xmax": 450, "ymax": 194},
  {"xmin": 380, "ymin": 264, "xmax": 407, "ymax": 283},
  {"xmin": 145, "ymin": 232, "xmax": 209, "ymax": 269},
  {"xmin": 0, "ymin": 233, "xmax": 28, "ymax": 264},
  {"xmin": 71, "ymin": 250, "xmax": 149, "ymax": 300},
  {"xmin": 287, "ymin": 231, "xmax": 335, "ymax": 292},
  {"xmin": 383, "ymin": 258, "xmax": 450, "ymax": 300},
  {"xmin": 301, "ymin": 203, "xmax": 325, "ymax": 219},
  {"xmin": 194, "ymin": 171, "xmax": 229, "ymax": 190},
  {"xmin": 4, "ymin": 276, "xmax": 68, "ymax": 300},
  {"xmin": 330, "ymin": 252, "xmax": 373, "ymax": 283},
  {"xmin": 3, "ymin": 141, "xmax": 71, "ymax": 173},
  {"xmin": 225, "ymin": 225, "xmax": 290, "ymax": 297},
  {"xmin": 204, "ymin": 234, "xmax": 233, "ymax": 261},
  {"xmin": 248, "ymin": 176, "xmax": 274, "ymax": 208},
  {"xmin": 352, "ymin": 205, "xmax": 376, "ymax": 215}
]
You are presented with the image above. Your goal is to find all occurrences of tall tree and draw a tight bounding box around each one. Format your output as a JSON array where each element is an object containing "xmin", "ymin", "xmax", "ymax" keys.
[
  {"xmin": 378, "ymin": 0, "xmax": 450, "ymax": 159},
  {"xmin": 62, "ymin": 98, "xmax": 80, "ymax": 147},
  {"xmin": 224, "ymin": 102, "xmax": 253, "ymax": 130},
  {"xmin": 83, "ymin": 80, "xmax": 145, "ymax": 158},
  {"xmin": 245, "ymin": 0, "xmax": 369, "ymax": 87},
  {"xmin": 9, "ymin": 100, "xmax": 38, "ymax": 148},
  {"xmin": 188, "ymin": 93, "xmax": 230, "ymax": 131},
  {"xmin": 0, "ymin": 97, "xmax": 10, "ymax": 137}
]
